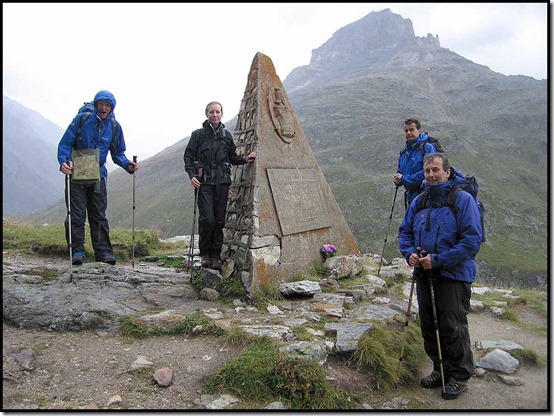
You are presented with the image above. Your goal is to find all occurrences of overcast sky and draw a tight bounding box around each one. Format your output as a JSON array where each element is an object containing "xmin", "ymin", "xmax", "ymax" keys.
[{"xmin": 3, "ymin": 3, "xmax": 548, "ymax": 162}]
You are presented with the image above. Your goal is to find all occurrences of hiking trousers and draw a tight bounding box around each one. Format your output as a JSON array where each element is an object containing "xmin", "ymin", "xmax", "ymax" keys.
[
  {"xmin": 64, "ymin": 178, "xmax": 113, "ymax": 258},
  {"xmin": 415, "ymin": 272, "xmax": 474, "ymax": 382},
  {"xmin": 197, "ymin": 183, "xmax": 229, "ymax": 258}
]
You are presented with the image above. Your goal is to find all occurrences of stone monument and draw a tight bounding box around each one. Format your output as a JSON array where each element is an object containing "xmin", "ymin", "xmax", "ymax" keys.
[{"xmin": 222, "ymin": 52, "xmax": 360, "ymax": 295}]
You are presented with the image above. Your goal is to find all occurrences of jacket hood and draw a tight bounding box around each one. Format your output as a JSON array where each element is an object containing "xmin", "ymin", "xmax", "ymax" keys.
[
  {"xmin": 416, "ymin": 132, "xmax": 429, "ymax": 143},
  {"xmin": 423, "ymin": 181, "xmax": 456, "ymax": 202},
  {"xmin": 405, "ymin": 132, "xmax": 429, "ymax": 150},
  {"xmin": 93, "ymin": 90, "xmax": 116, "ymax": 110}
]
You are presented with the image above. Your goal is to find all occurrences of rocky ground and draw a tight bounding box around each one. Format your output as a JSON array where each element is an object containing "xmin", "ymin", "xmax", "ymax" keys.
[{"xmin": 2, "ymin": 252, "xmax": 549, "ymax": 411}]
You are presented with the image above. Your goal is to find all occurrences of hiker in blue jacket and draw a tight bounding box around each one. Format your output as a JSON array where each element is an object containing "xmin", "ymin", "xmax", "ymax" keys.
[
  {"xmin": 58, "ymin": 90, "xmax": 140, "ymax": 266},
  {"xmin": 398, "ymin": 152, "xmax": 482, "ymax": 400},
  {"xmin": 393, "ymin": 118, "xmax": 437, "ymax": 209}
]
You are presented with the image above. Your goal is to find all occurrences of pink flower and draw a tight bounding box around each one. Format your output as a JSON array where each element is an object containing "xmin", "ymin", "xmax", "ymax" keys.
[{"xmin": 321, "ymin": 244, "xmax": 337, "ymax": 258}]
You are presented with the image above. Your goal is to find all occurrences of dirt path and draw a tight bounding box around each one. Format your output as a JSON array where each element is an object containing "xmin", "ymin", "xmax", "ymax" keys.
[{"xmin": 411, "ymin": 312, "xmax": 549, "ymax": 410}]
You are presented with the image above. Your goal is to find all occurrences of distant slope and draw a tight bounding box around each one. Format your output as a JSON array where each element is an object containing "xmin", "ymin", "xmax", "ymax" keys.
[{"xmin": 3, "ymin": 96, "xmax": 65, "ymax": 217}]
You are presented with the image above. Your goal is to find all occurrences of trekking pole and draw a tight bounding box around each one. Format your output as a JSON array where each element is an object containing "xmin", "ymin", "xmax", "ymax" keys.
[
  {"xmin": 187, "ymin": 188, "xmax": 198, "ymax": 272},
  {"xmin": 378, "ymin": 184, "xmax": 400, "ymax": 276},
  {"xmin": 131, "ymin": 156, "xmax": 137, "ymax": 269},
  {"xmin": 394, "ymin": 271, "xmax": 416, "ymax": 388},
  {"xmin": 65, "ymin": 165, "xmax": 73, "ymax": 283},
  {"xmin": 187, "ymin": 163, "xmax": 202, "ymax": 273},
  {"xmin": 422, "ymin": 248, "xmax": 446, "ymax": 397}
]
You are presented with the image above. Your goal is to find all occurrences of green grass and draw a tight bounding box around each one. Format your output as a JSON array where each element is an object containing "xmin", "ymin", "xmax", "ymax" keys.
[
  {"xmin": 509, "ymin": 348, "xmax": 546, "ymax": 367},
  {"xmin": 221, "ymin": 326, "xmax": 258, "ymax": 346},
  {"xmin": 250, "ymin": 283, "xmax": 284, "ymax": 309},
  {"xmin": 472, "ymin": 286, "xmax": 547, "ymax": 336},
  {"xmin": 3, "ymin": 219, "xmax": 186, "ymax": 264},
  {"xmin": 203, "ymin": 337, "xmax": 357, "ymax": 409},
  {"xmin": 219, "ymin": 276, "xmax": 249, "ymax": 300},
  {"xmin": 118, "ymin": 311, "xmax": 221, "ymax": 339},
  {"xmin": 3, "ymin": 220, "xmax": 70, "ymax": 256},
  {"xmin": 352, "ymin": 321, "xmax": 426, "ymax": 391},
  {"xmin": 513, "ymin": 288, "xmax": 548, "ymax": 316}
]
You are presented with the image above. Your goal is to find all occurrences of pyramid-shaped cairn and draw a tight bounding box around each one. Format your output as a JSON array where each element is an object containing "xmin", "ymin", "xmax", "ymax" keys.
[{"xmin": 222, "ymin": 52, "xmax": 360, "ymax": 295}]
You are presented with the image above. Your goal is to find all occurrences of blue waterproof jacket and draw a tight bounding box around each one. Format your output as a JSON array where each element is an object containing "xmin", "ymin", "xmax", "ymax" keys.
[
  {"xmin": 397, "ymin": 132, "xmax": 436, "ymax": 204},
  {"xmin": 57, "ymin": 90, "xmax": 132, "ymax": 178},
  {"xmin": 398, "ymin": 181, "xmax": 482, "ymax": 283}
]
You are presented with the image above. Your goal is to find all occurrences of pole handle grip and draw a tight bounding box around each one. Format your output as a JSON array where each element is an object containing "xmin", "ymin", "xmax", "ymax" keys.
[{"xmin": 133, "ymin": 155, "xmax": 137, "ymax": 163}]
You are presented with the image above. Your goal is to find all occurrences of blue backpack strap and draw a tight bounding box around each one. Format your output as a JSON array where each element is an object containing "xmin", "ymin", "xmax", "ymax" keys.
[{"xmin": 78, "ymin": 111, "xmax": 120, "ymax": 149}]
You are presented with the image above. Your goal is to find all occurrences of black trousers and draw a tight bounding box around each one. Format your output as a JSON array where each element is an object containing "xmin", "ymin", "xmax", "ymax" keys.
[
  {"xmin": 415, "ymin": 271, "xmax": 474, "ymax": 382},
  {"xmin": 197, "ymin": 184, "xmax": 229, "ymax": 258},
  {"xmin": 64, "ymin": 178, "xmax": 113, "ymax": 258}
]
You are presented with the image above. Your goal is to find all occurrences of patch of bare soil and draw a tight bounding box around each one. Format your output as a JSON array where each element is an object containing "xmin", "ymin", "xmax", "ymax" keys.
[{"xmin": 2, "ymin": 323, "xmax": 246, "ymax": 410}]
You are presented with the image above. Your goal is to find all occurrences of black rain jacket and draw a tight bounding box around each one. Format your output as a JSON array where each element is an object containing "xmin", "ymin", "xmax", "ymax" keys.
[{"xmin": 183, "ymin": 120, "xmax": 247, "ymax": 185}]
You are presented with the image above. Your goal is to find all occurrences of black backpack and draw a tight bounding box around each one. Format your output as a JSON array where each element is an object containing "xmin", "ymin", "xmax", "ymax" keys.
[
  {"xmin": 400, "ymin": 135, "xmax": 445, "ymax": 159},
  {"xmin": 416, "ymin": 136, "xmax": 445, "ymax": 155},
  {"xmin": 76, "ymin": 101, "xmax": 120, "ymax": 148},
  {"xmin": 417, "ymin": 175, "xmax": 486, "ymax": 243}
]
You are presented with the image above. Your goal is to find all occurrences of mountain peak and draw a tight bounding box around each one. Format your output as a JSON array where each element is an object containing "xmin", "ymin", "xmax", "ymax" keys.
[
  {"xmin": 284, "ymin": 8, "xmax": 442, "ymax": 92},
  {"xmin": 310, "ymin": 8, "xmax": 439, "ymax": 66}
]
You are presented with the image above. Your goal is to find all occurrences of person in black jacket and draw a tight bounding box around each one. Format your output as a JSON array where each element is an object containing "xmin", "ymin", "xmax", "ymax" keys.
[{"xmin": 183, "ymin": 101, "xmax": 256, "ymax": 270}]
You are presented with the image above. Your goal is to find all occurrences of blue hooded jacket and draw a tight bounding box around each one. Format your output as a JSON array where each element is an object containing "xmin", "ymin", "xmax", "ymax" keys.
[
  {"xmin": 397, "ymin": 132, "xmax": 437, "ymax": 204},
  {"xmin": 398, "ymin": 181, "xmax": 482, "ymax": 283},
  {"xmin": 57, "ymin": 90, "xmax": 131, "ymax": 178}
]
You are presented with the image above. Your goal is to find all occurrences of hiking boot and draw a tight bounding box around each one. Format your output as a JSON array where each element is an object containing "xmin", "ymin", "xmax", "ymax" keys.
[
  {"xmin": 72, "ymin": 251, "xmax": 85, "ymax": 265},
  {"xmin": 420, "ymin": 371, "xmax": 443, "ymax": 389},
  {"xmin": 442, "ymin": 378, "xmax": 468, "ymax": 400},
  {"xmin": 201, "ymin": 255, "xmax": 211, "ymax": 268},
  {"xmin": 210, "ymin": 256, "xmax": 221, "ymax": 270},
  {"xmin": 97, "ymin": 253, "xmax": 116, "ymax": 265}
]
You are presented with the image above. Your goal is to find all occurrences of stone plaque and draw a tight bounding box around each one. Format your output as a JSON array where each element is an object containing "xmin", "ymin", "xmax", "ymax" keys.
[{"xmin": 267, "ymin": 168, "xmax": 331, "ymax": 235}]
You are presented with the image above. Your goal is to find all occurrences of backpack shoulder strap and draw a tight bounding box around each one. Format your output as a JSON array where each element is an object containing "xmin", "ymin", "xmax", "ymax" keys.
[
  {"xmin": 77, "ymin": 112, "xmax": 91, "ymax": 135},
  {"xmin": 446, "ymin": 186, "xmax": 462, "ymax": 216},
  {"xmin": 415, "ymin": 189, "xmax": 430, "ymax": 212},
  {"xmin": 417, "ymin": 141, "xmax": 426, "ymax": 156},
  {"xmin": 111, "ymin": 118, "xmax": 120, "ymax": 143},
  {"xmin": 108, "ymin": 118, "xmax": 122, "ymax": 153},
  {"xmin": 416, "ymin": 186, "xmax": 460, "ymax": 213}
]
